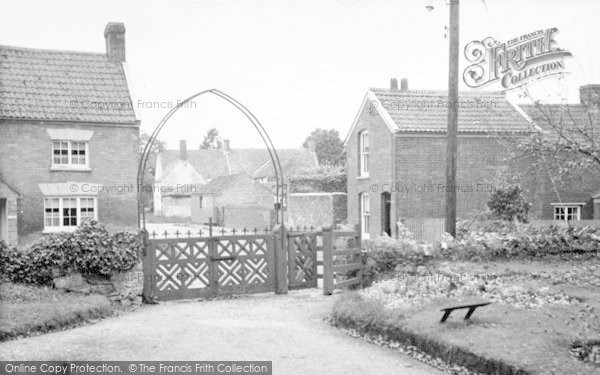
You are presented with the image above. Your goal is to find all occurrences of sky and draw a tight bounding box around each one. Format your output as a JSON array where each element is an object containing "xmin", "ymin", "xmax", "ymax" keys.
[{"xmin": 1, "ymin": 0, "xmax": 599, "ymax": 149}]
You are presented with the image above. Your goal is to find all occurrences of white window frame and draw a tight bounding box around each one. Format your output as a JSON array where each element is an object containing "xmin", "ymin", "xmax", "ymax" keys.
[
  {"xmin": 358, "ymin": 130, "xmax": 369, "ymax": 178},
  {"xmin": 51, "ymin": 140, "xmax": 90, "ymax": 170},
  {"xmin": 43, "ymin": 196, "xmax": 98, "ymax": 232},
  {"xmin": 360, "ymin": 192, "xmax": 370, "ymax": 239},
  {"xmin": 552, "ymin": 203, "xmax": 582, "ymax": 221}
]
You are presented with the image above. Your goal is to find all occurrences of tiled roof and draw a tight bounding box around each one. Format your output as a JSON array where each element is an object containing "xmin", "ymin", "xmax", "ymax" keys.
[
  {"xmin": 195, "ymin": 173, "xmax": 272, "ymax": 197},
  {"xmin": 0, "ymin": 45, "xmax": 138, "ymax": 123},
  {"xmin": 370, "ymin": 89, "xmax": 532, "ymax": 133},
  {"xmin": 159, "ymin": 148, "xmax": 319, "ymax": 181},
  {"xmin": 519, "ymin": 103, "xmax": 600, "ymax": 142}
]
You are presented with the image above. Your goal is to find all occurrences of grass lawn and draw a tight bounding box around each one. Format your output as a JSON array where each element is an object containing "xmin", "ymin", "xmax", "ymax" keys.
[
  {"xmin": 332, "ymin": 256, "xmax": 600, "ymax": 374},
  {"xmin": 0, "ymin": 282, "xmax": 115, "ymax": 341}
]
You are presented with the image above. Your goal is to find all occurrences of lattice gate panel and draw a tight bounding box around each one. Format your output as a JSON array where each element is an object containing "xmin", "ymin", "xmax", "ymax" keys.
[
  {"xmin": 287, "ymin": 232, "xmax": 318, "ymax": 289},
  {"xmin": 214, "ymin": 235, "xmax": 274, "ymax": 294},
  {"xmin": 146, "ymin": 234, "xmax": 274, "ymax": 300}
]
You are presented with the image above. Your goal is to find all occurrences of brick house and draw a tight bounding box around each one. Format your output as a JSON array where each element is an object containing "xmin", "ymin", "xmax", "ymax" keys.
[
  {"xmin": 346, "ymin": 79, "xmax": 600, "ymax": 239},
  {"xmin": 0, "ymin": 22, "xmax": 140, "ymax": 245},
  {"xmin": 345, "ymin": 79, "xmax": 534, "ymax": 239}
]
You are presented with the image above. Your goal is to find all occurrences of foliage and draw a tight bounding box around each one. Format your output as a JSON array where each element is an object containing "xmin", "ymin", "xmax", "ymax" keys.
[
  {"xmin": 486, "ymin": 183, "xmax": 531, "ymax": 222},
  {"xmin": 362, "ymin": 234, "xmax": 438, "ymax": 282},
  {"xmin": 139, "ymin": 131, "xmax": 166, "ymax": 154},
  {"xmin": 0, "ymin": 221, "xmax": 143, "ymax": 285},
  {"xmin": 200, "ymin": 127, "xmax": 222, "ymax": 149},
  {"xmin": 302, "ymin": 128, "xmax": 345, "ymax": 166},
  {"xmin": 443, "ymin": 222, "xmax": 600, "ymax": 261},
  {"xmin": 288, "ymin": 164, "xmax": 346, "ymax": 192},
  {"xmin": 396, "ymin": 222, "xmax": 415, "ymax": 241},
  {"xmin": 511, "ymin": 93, "xmax": 600, "ymax": 191}
]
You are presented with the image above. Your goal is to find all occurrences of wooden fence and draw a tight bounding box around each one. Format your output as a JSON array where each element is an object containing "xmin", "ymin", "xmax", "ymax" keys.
[
  {"xmin": 400, "ymin": 218, "xmax": 446, "ymax": 243},
  {"xmin": 322, "ymin": 227, "xmax": 362, "ymax": 295}
]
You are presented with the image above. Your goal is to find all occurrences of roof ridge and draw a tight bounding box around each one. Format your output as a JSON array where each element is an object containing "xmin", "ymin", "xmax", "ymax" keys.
[
  {"xmin": 369, "ymin": 88, "xmax": 506, "ymax": 95},
  {"xmin": 0, "ymin": 44, "xmax": 106, "ymax": 57}
]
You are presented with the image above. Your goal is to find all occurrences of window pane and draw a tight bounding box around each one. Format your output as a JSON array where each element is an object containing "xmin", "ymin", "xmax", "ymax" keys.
[
  {"xmin": 63, "ymin": 198, "xmax": 77, "ymax": 226},
  {"xmin": 80, "ymin": 198, "xmax": 95, "ymax": 221},
  {"xmin": 52, "ymin": 142, "xmax": 69, "ymax": 165},
  {"xmin": 71, "ymin": 142, "xmax": 86, "ymax": 165},
  {"xmin": 44, "ymin": 198, "xmax": 60, "ymax": 227}
]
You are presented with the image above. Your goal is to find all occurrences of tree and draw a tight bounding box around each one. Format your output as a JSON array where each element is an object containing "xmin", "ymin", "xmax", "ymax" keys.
[
  {"xmin": 302, "ymin": 128, "xmax": 345, "ymax": 166},
  {"xmin": 512, "ymin": 92, "xmax": 600, "ymax": 200},
  {"xmin": 200, "ymin": 128, "xmax": 222, "ymax": 149},
  {"xmin": 139, "ymin": 131, "xmax": 166, "ymax": 154}
]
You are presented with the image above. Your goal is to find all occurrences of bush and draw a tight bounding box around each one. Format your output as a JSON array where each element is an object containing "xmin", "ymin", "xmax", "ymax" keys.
[
  {"xmin": 441, "ymin": 223, "xmax": 600, "ymax": 261},
  {"xmin": 362, "ymin": 234, "xmax": 438, "ymax": 282},
  {"xmin": 0, "ymin": 220, "xmax": 143, "ymax": 285},
  {"xmin": 487, "ymin": 183, "xmax": 531, "ymax": 222}
]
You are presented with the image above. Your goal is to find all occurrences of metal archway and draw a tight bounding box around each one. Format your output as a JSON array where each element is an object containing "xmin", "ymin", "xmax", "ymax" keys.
[{"xmin": 137, "ymin": 89, "xmax": 285, "ymax": 232}]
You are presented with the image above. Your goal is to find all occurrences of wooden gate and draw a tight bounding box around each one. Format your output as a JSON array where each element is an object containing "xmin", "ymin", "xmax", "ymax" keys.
[
  {"xmin": 143, "ymin": 233, "xmax": 275, "ymax": 301},
  {"xmin": 287, "ymin": 230, "xmax": 319, "ymax": 289}
]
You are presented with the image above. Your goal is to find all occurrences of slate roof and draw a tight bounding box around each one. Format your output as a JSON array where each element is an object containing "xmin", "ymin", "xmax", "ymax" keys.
[
  {"xmin": 158, "ymin": 148, "xmax": 319, "ymax": 181},
  {"xmin": 0, "ymin": 45, "xmax": 138, "ymax": 123},
  {"xmin": 370, "ymin": 89, "xmax": 532, "ymax": 133}
]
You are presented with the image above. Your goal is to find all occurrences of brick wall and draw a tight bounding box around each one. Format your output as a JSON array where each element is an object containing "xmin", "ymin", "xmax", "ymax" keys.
[
  {"xmin": 346, "ymin": 105, "xmax": 394, "ymax": 238},
  {"xmin": 0, "ymin": 120, "xmax": 139, "ymax": 235},
  {"xmin": 393, "ymin": 134, "xmax": 533, "ymax": 220}
]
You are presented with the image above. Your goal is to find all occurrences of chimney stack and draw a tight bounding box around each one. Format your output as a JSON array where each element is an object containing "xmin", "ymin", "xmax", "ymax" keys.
[
  {"xmin": 179, "ymin": 140, "xmax": 187, "ymax": 161},
  {"xmin": 223, "ymin": 139, "xmax": 230, "ymax": 152},
  {"xmin": 580, "ymin": 84, "xmax": 600, "ymax": 107},
  {"xmin": 307, "ymin": 141, "xmax": 316, "ymax": 153},
  {"xmin": 400, "ymin": 78, "xmax": 409, "ymax": 91},
  {"xmin": 390, "ymin": 78, "xmax": 398, "ymax": 91},
  {"xmin": 104, "ymin": 22, "xmax": 126, "ymax": 62}
]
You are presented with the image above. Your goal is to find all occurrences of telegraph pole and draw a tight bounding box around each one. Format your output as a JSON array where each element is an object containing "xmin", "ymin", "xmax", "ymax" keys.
[{"xmin": 445, "ymin": 0, "xmax": 459, "ymax": 236}]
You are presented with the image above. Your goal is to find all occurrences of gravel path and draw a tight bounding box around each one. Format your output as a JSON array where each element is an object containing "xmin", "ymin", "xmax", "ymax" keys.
[{"xmin": 0, "ymin": 289, "xmax": 440, "ymax": 375}]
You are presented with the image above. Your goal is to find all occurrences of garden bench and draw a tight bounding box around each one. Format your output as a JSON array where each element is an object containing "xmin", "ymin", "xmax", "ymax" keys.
[{"xmin": 440, "ymin": 301, "xmax": 491, "ymax": 323}]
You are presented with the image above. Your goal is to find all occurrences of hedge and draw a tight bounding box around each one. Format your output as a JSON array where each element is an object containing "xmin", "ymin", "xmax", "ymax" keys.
[{"xmin": 0, "ymin": 220, "xmax": 143, "ymax": 285}]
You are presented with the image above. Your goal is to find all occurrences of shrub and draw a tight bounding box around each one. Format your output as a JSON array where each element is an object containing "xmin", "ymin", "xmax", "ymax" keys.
[
  {"xmin": 441, "ymin": 223, "xmax": 600, "ymax": 261},
  {"xmin": 0, "ymin": 220, "xmax": 143, "ymax": 285},
  {"xmin": 487, "ymin": 183, "xmax": 531, "ymax": 222},
  {"xmin": 362, "ymin": 234, "xmax": 438, "ymax": 282}
]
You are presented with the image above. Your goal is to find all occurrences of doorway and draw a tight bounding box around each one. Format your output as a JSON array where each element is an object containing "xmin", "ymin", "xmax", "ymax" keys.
[
  {"xmin": 381, "ymin": 192, "xmax": 391, "ymax": 236},
  {"xmin": 0, "ymin": 199, "xmax": 6, "ymax": 243}
]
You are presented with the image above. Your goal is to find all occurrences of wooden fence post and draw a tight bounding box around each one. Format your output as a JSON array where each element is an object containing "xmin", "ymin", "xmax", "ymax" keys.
[
  {"xmin": 141, "ymin": 229, "xmax": 153, "ymax": 301},
  {"xmin": 322, "ymin": 226, "xmax": 334, "ymax": 295},
  {"xmin": 273, "ymin": 224, "xmax": 288, "ymax": 294}
]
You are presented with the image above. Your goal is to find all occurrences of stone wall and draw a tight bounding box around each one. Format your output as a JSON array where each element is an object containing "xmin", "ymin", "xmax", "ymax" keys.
[
  {"xmin": 286, "ymin": 192, "xmax": 347, "ymax": 229},
  {"xmin": 53, "ymin": 262, "xmax": 144, "ymax": 306}
]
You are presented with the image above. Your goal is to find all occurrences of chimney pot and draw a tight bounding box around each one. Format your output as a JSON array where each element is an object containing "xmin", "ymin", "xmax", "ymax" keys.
[
  {"xmin": 390, "ymin": 78, "xmax": 398, "ymax": 91},
  {"xmin": 104, "ymin": 22, "xmax": 126, "ymax": 62},
  {"xmin": 580, "ymin": 84, "xmax": 600, "ymax": 106},
  {"xmin": 223, "ymin": 139, "xmax": 230, "ymax": 152},
  {"xmin": 179, "ymin": 140, "xmax": 188, "ymax": 161},
  {"xmin": 400, "ymin": 78, "xmax": 409, "ymax": 91}
]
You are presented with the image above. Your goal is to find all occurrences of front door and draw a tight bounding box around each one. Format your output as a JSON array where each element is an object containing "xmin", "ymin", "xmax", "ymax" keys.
[
  {"xmin": 381, "ymin": 193, "xmax": 391, "ymax": 236},
  {"xmin": 0, "ymin": 199, "xmax": 6, "ymax": 243}
]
